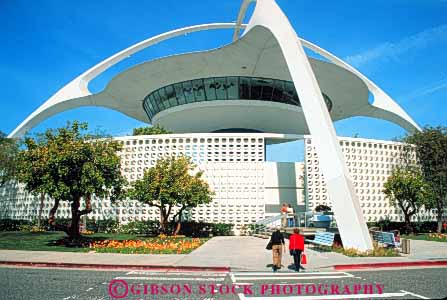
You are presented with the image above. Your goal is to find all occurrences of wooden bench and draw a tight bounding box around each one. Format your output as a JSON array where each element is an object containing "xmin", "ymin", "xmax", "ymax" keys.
[
  {"xmin": 306, "ymin": 231, "xmax": 335, "ymax": 247},
  {"xmin": 371, "ymin": 231, "xmax": 400, "ymax": 248}
]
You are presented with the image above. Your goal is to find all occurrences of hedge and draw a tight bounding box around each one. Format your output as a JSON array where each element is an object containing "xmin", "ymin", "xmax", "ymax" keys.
[
  {"xmin": 367, "ymin": 221, "xmax": 438, "ymax": 234},
  {"xmin": 0, "ymin": 218, "xmax": 234, "ymax": 237}
]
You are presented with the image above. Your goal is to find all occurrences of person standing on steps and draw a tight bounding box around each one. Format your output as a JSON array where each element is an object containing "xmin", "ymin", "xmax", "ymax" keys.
[
  {"xmin": 280, "ymin": 203, "xmax": 288, "ymax": 228},
  {"xmin": 289, "ymin": 228, "xmax": 305, "ymax": 272},
  {"xmin": 270, "ymin": 227, "xmax": 285, "ymax": 272},
  {"xmin": 287, "ymin": 204, "xmax": 295, "ymax": 227}
]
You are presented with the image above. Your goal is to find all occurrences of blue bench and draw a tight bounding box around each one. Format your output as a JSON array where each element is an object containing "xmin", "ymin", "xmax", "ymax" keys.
[
  {"xmin": 306, "ymin": 231, "xmax": 335, "ymax": 247},
  {"xmin": 371, "ymin": 231, "xmax": 400, "ymax": 248}
]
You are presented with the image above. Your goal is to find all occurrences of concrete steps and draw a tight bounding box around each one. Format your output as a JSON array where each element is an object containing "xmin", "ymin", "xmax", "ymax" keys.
[
  {"xmin": 251, "ymin": 227, "xmax": 277, "ymax": 239},
  {"xmin": 252, "ymin": 233, "xmax": 270, "ymax": 239},
  {"xmin": 251, "ymin": 227, "xmax": 339, "ymax": 239}
]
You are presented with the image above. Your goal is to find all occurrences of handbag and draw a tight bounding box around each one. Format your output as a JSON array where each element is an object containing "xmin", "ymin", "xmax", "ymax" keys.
[
  {"xmin": 301, "ymin": 253, "xmax": 307, "ymax": 264},
  {"xmin": 266, "ymin": 240, "xmax": 273, "ymax": 250}
]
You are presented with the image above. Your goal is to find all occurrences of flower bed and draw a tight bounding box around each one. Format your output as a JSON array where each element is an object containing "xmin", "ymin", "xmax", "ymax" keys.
[
  {"xmin": 427, "ymin": 233, "xmax": 447, "ymax": 242},
  {"xmin": 90, "ymin": 235, "xmax": 207, "ymax": 254},
  {"xmin": 403, "ymin": 233, "xmax": 447, "ymax": 243},
  {"xmin": 326, "ymin": 242, "xmax": 400, "ymax": 257}
]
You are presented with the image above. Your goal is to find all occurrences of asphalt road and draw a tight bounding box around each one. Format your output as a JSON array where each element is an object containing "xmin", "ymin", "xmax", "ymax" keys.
[{"xmin": 0, "ymin": 266, "xmax": 446, "ymax": 300}]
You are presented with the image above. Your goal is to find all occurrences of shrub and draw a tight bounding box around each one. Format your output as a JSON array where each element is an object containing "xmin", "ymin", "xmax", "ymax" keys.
[
  {"xmin": 50, "ymin": 218, "xmax": 72, "ymax": 230},
  {"xmin": 87, "ymin": 219, "xmax": 119, "ymax": 233},
  {"xmin": 426, "ymin": 233, "xmax": 447, "ymax": 242},
  {"xmin": 210, "ymin": 223, "xmax": 234, "ymax": 236},
  {"xmin": 176, "ymin": 221, "xmax": 211, "ymax": 237},
  {"xmin": 413, "ymin": 222, "xmax": 438, "ymax": 233},
  {"xmin": 368, "ymin": 221, "xmax": 438, "ymax": 234},
  {"xmin": 330, "ymin": 241, "xmax": 400, "ymax": 257},
  {"xmin": 0, "ymin": 219, "xmax": 31, "ymax": 231},
  {"xmin": 80, "ymin": 229, "xmax": 95, "ymax": 235},
  {"xmin": 240, "ymin": 224, "xmax": 260, "ymax": 236},
  {"xmin": 247, "ymin": 224, "xmax": 264, "ymax": 234},
  {"xmin": 376, "ymin": 217, "xmax": 392, "ymax": 231},
  {"xmin": 29, "ymin": 226, "xmax": 46, "ymax": 233},
  {"xmin": 18, "ymin": 224, "xmax": 31, "ymax": 232},
  {"xmin": 174, "ymin": 221, "xmax": 234, "ymax": 237},
  {"xmin": 315, "ymin": 205, "xmax": 331, "ymax": 213},
  {"xmin": 117, "ymin": 220, "xmax": 160, "ymax": 235}
]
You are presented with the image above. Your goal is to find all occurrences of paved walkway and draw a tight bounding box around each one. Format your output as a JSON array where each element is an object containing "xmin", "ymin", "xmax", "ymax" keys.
[
  {"xmin": 406, "ymin": 239, "xmax": 447, "ymax": 260},
  {"xmin": 1, "ymin": 236, "xmax": 446, "ymax": 271}
]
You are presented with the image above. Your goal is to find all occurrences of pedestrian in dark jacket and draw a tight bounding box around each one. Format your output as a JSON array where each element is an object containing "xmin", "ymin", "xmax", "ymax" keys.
[
  {"xmin": 289, "ymin": 228, "xmax": 305, "ymax": 272},
  {"xmin": 270, "ymin": 228, "xmax": 285, "ymax": 272}
]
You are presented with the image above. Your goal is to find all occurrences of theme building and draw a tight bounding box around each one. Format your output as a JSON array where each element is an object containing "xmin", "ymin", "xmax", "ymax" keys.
[
  {"xmin": 1, "ymin": 134, "xmax": 434, "ymax": 234},
  {"xmin": 6, "ymin": 0, "xmax": 423, "ymax": 250}
]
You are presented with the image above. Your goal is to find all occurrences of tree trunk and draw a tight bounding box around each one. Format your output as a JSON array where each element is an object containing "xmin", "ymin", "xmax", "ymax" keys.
[
  {"xmin": 404, "ymin": 214, "xmax": 414, "ymax": 234},
  {"xmin": 68, "ymin": 195, "xmax": 93, "ymax": 240},
  {"xmin": 48, "ymin": 199, "xmax": 60, "ymax": 225},
  {"xmin": 69, "ymin": 199, "xmax": 81, "ymax": 240},
  {"xmin": 37, "ymin": 193, "xmax": 44, "ymax": 228},
  {"xmin": 173, "ymin": 222, "xmax": 182, "ymax": 236},
  {"xmin": 437, "ymin": 209, "xmax": 443, "ymax": 233},
  {"xmin": 48, "ymin": 199, "xmax": 68, "ymax": 233},
  {"xmin": 160, "ymin": 210, "xmax": 168, "ymax": 234},
  {"xmin": 172, "ymin": 207, "xmax": 185, "ymax": 236}
]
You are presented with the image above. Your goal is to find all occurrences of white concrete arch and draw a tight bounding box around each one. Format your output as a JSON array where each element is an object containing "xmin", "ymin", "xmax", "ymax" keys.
[
  {"xmin": 7, "ymin": 0, "xmax": 421, "ymax": 250},
  {"xmin": 8, "ymin": 23, "xmax": 242, "ymax": 138},
  {"xmin": 234, "ymin": 0, "xmax": 419, "ymax": 133},
  {"xmin": 298, "ymin": 39, "xmax": 420, "ymax": 132},
  {"xmin": 232, "ymin": 0, "xmax": 256, "ymax": 41},
  {"xmin": 9, "ymin": 16, "xmax": 419, "ymax": 140},
  {"xmin": 243, "ymin": 0, "xmax": 373, "ymax": 250}
]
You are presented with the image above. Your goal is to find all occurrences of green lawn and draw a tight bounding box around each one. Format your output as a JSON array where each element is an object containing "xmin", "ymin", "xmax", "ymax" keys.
[
  {"xmin": 402, "ymin": 233, "xmax": 447, "ymax": 243},
  {"xmin": 0, "ymin": 231, "xmax": 155, "ymax": 252},
  {"xmin": 0, "ymin": 231, "xmax": 208, "ymax": 253}
]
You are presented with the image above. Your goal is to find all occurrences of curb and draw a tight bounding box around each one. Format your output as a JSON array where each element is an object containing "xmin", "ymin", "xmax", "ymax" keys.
[
  {"xmin": 0, "ymin": 261, "xmax": 230, "ymax": 273},
  {"xmin": 334, "ymin": 260, "xmax": 447, "ymax": 270}
]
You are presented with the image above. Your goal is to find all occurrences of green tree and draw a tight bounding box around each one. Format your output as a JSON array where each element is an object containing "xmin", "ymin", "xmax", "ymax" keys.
[
  {"xmin": 315, "ymin": 204, "xmax": 331, "ymax": 213},
  {"xmin": 405, "ymin": 126, "xmax": 447, "ymax": 232},
  {"xmin": 383, "ymin": 166, "xmax": 435, "ymax": 233},
  {"xmin": 16, "ymin": 122, "xmax": 127, "ymax": 240},
  {"xmin": 133, "ymin": 125, "xmax": 172, "ymax": 136},
  {"xmin": 0, "ymin": 131, "xmax": 19, "ymax": 187},
  {"xmin": 128, "ymin": 155, "xmax": 213, "ymax": 234}
]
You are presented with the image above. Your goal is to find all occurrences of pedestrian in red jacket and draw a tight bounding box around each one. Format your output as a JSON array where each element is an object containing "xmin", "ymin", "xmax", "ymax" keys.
[{"xmin": 289, "ymin": 228, "xmax": 305, "ymax": 272}]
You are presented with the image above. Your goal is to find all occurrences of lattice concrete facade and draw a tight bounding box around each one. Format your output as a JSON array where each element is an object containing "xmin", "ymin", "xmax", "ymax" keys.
[
  {"xmin": 116, "ymin": 133, "xmax": 267, "ymax": 227},
  {"xmin": 0, "ymin": 133, "xmax": 304, "ymax": 232},
  {"xmin": 1, "ymin": 133, "xmax": 436, "ymax": 231},
  {"xmin": 304, "ymin": 135, "xmax": 436, "ymax": 222}
]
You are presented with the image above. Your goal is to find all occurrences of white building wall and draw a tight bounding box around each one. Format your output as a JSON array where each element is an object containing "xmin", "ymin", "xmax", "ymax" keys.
[
  {"xmin": 115, "ymin": 133, "xmax": 266, "ymax": 230},
  {"xmin": 0, "ymin": 133, "xmax": 270, "ymax": 232},
  {"xmin": 264, "ymin": 162, "xmax": 305, "ymax": 217},
  {"xmin": 304, "ymin": 136, "xmax": 436, "ymax": 222},
  {"xmin": 1, "ymin": 133, "xmax": 437, "ymax": 229}
]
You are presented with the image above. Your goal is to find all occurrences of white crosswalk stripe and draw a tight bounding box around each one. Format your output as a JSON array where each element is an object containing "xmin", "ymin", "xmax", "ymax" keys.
[
  {"xmin": 125, "ymin": 270, "xmax": 227, "ymax": 276},
  {"xmin": 115, "ymin": 276, "xmax": 225, "ymax": 281},
  {"xmin": 116, "ymin": 270, "xmax": 228, "ymax": 282},
  {"xmin": 230, "ymin": 271, "xmax": 429, "ymax": 299},
  {"xmin": 231, "ymin": 271, "xmax": 354, "ymax": 282},
  {"xmin": 237, "ymin": 291, "xmax": 427, "ymax": 300}
]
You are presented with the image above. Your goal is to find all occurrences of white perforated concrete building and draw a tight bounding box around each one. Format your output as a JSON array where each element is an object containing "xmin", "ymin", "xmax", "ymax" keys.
[
  {"xmin": 2, "ymin": 133, "xmax": 436, "ymax": 232},
  {"xmin": 6, "ymin": 0, "xmax": 426, "ymax": 250},
  {"xmin": 0, "ymin": 133, "xmax": 306, "ymax": 233},
  {"xmin": 305, "ymin": 136, "xmax": 435, "ymax": 223}
]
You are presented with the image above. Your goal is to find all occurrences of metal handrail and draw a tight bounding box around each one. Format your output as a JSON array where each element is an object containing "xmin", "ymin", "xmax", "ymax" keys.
[{"xmin": 255, "ymin": 214, "xmax": 283, "ymax": 226}]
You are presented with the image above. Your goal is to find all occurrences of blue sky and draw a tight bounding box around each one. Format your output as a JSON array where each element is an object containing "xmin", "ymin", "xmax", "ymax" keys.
[{"xmin": 1, "ymin": 0, "xmax": 446, "ymax": 161}]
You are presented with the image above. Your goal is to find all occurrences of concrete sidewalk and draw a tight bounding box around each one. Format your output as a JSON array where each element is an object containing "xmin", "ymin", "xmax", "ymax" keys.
[{"xmin": 1, "ymin": 236, "xmax": 446, "ymax": 271}]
